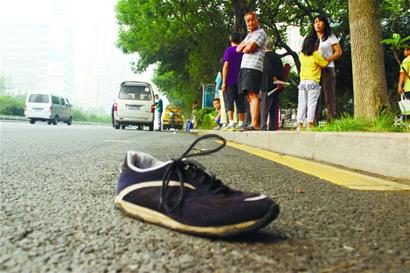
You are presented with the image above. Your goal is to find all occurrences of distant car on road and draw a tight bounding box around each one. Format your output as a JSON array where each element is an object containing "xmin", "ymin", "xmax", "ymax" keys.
[
  {"xmin": 162, "ymin": 106, "xmax": 184, "ymax": 130},
  {"xmin": 112, "ymin": 81, "xmax": 155, "ymax": 130},
  {"xmin": 24, "ymin": 92, "xmax": 72, "ymax": 125}
]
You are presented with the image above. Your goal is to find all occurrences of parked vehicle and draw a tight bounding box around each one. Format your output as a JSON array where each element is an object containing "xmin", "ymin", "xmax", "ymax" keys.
[
  {"xmin": 112, "ymin": 81, "xmax": 155, "ymax": 130},
  {"xmin": 24, "ymin": 92, "xmax": 72, "ymax": 125},
  {"xmin": 162, "ymin": 106, "xmax": 184, "ymax": 130}
]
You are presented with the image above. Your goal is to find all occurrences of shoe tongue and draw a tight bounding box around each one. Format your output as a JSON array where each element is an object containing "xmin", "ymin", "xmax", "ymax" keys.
[
  {"xmin": 180, "ymin": 159, "xmax": 206, "ymax": 179},
  {"xmin": 180, "ymin": 160, "xmax": 231, "ymax": 194},
  {"xmin": 182, "ymin": 159, "xmax": 206, "ymax": 171}
]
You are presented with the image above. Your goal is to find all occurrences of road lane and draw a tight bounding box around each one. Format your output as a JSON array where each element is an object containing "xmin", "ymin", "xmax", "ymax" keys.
[{"xmin": 1, "ymin": 122, "xmax": 409, "ymax": 272}]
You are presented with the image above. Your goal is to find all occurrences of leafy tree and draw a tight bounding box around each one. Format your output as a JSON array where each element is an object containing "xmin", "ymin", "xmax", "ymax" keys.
[
  {"xmin": 116, "ymin": 0, "xmax": 232, "ymax": 113},
  {"xmin": 381, "ymin": 33, "xmax": 410, "ymax": 73}
]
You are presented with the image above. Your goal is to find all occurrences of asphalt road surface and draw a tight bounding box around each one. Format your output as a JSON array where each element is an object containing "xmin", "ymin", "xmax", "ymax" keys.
[{"xmin": 1, "ymin": 122, "xmax": 409, "ymax": 273}]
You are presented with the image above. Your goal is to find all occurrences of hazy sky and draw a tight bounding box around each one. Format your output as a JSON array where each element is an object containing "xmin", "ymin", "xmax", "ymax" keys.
[{"xmin": 0, "ymin": 0, "xmax": 155, "ymax": 87}]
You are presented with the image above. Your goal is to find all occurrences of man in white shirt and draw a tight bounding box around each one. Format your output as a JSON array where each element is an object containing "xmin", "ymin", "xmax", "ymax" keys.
[{"xmin": 236, "ymin": 11, "xmax": 267, "ymax": 130}]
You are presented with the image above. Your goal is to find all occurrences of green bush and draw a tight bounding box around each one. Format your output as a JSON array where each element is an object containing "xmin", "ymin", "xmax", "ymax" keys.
[
  {"xmin": 194, "ymin": 107, "xmax": 217, "ymax": 129},
  {"xmin": 201, "ymin": 113, "xmax": 217, "ymax": 129},
  {"xmin": 72, "ymin": 109, "xmax": 88, "ymax": 121},
  {"xmin": 72, "ymin": 108, "xmax": 111, "ymax": 124},
  {"xmin": 0, "ymin": 95, "xmax": 25, "ymax": 116}
]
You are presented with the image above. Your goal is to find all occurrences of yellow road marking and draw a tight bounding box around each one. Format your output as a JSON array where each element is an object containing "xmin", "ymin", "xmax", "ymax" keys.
[{"xmin": 225, "ymin": 141, "xmax": 410, "ymax": 191}]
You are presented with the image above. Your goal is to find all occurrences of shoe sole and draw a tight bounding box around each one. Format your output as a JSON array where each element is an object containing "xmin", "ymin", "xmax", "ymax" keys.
[{"xmin": 115, "ymin": 197, "xmax": 279, "ymax": 237}]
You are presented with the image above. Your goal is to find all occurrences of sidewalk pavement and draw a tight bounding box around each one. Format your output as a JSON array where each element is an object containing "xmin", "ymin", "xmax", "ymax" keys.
[{"xmin": 198, "ymin": 129, "xmax": 410, "ymax": 181}]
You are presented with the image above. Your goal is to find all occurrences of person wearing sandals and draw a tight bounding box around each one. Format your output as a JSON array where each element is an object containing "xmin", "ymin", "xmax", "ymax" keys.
[
  {"xmin": 309, "ymin": 15, "xmax": 342, "ymax": 122},
  {"xmin": 236, "ymin": 11, "xmax": 267, "ymax": 130},
  {"xmin": 297, "ymin": 35, "xmax": 329, "ymax": 130}
]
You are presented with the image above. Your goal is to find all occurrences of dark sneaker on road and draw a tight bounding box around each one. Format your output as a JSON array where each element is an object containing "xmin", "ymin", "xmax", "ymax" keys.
[{"xmin": 114, "ymin": 134, "xmax": 279, "ymax": 237}]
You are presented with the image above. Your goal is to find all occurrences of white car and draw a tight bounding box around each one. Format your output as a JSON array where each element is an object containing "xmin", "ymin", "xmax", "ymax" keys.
[
  {"xmin": 24, "ymin": 92, "xmax": 73, "ymax": 125},
  {"xmin": 112, "ymin": 81, "xmax": 155, "ymax": 130}
]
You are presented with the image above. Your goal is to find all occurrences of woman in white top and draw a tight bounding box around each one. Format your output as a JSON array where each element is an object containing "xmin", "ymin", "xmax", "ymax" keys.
[{"xmin": 309, "ymin": 15, "xmax": 342, "ymax": 122}]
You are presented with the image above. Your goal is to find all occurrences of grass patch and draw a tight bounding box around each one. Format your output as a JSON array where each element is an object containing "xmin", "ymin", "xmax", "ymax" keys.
[{"xmin": 313, "ymin": 112, "xmax": 409, "ymax": 133}]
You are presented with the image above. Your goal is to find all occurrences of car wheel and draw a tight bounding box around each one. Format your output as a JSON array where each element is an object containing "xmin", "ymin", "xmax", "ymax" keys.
[
  {"xmin": 29, "ymin": 119, "xmax": 35, "ymax": 124},
  {"xmin": 149, "ymin": 123, "xmax": 154, "ymax": 131},
  {"xmin": 66, "ymin": 116, "xmax": 72, "ymax": 126},
  {"xmin": 113, "ymin": 119, "xmax": 120, "ymax": 129},
  {"xmin": 52, "ymin": 116, "xmax": 58, "ymax": 125}
]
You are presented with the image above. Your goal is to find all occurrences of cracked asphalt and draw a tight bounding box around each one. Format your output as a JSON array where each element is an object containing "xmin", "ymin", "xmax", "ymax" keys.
[{"xmin": 1, "ymin": 122, "xmax": 409, "ymax": 273}]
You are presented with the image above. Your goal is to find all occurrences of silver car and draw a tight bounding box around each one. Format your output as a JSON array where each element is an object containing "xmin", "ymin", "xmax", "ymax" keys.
[
  {"xmin": 24, "ymin": 92, "xmax": 73, "ymax": 125},
  {"xmin": 112, "ymin": 81, "xmax": 155, "ymax": 130}
]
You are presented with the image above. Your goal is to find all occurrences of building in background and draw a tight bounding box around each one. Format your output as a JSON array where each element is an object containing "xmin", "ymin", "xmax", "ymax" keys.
[
  {"xmin": 72, "ymin": 16, "xmax": 138, "ymax": 114},
  {"xmin": 0, "ymin": 22, "xmax": 75, "ymax": 98},
  {"xmin": 0, "ymin": 0, "xmax": 75, "ymax": 99},
  {"xmin": 0, "ymin": 0, "xmax": 155, "ymax": 114}
]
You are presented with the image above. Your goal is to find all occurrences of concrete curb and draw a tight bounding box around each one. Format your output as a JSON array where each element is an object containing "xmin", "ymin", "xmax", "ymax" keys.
[{"xmin": 199, "ymin": 130, "xmax": 410, "ymax": 181}]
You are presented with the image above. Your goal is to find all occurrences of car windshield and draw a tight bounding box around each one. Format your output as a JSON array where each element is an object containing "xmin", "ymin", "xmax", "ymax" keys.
[
  {"xmin": 28, "ymin": 94, "xmax": 49, "ymax": 103},
  {"xmin": 119, "ymin": 85, "xmax": 152, "ymax": 101}
]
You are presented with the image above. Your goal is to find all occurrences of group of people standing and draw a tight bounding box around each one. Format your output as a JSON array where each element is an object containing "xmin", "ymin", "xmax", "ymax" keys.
[{"xmin": 213, "ymin": 11, "xmax": 342, "ymax": 131}]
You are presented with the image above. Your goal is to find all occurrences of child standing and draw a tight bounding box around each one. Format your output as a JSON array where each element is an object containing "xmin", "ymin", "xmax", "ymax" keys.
[{"xmin": 297, "ymin": 35, "xmax": 329, "ymax": 130}]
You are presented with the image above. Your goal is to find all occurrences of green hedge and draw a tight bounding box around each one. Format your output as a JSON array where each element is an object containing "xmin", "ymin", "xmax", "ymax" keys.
[
  {"xmin": 72, "ymin": 109, "xmax": 111, "ymax": 124},
  {"xmin": 0, "ymin": 95, "xmax": 25, "ymax": 116},
  {"xmin": 194, "ymin": 107, "xmax": 217, "ymax": 129}
]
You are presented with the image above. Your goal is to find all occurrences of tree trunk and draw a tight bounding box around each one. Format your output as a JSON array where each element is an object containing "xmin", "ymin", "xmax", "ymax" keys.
[{"xmin": 348, "ymin": 0, "xmax": 390, "ymax": 119}]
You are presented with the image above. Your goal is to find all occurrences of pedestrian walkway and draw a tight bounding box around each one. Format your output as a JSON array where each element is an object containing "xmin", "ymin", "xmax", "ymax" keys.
[{"xmin": 225, "ymin": 140, "xmax": 410, "ymax": 191}]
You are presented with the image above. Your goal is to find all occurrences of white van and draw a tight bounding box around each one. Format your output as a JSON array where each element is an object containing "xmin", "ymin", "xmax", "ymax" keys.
[
  {"xmin": 24, "ymin": 92, "xmax": 73, "ymax": 125},
  {"xmin": 112, "ymin": 81, "xmax": 155, "ymax": 130}
]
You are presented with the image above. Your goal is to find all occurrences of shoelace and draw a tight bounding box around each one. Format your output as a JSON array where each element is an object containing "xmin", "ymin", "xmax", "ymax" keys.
[{"xmin": 159, "ymin": 134, "xmax": 227, "ymax": 212}]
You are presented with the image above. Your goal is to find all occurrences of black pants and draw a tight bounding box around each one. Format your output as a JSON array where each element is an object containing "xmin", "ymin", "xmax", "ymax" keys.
[
  {"xmin": 315, "ymin": 67, "xmax": 336, "ymax": 122},
  {"xmin": 260, "ymin": 91, "xmax": 280, "ymax": 131}
]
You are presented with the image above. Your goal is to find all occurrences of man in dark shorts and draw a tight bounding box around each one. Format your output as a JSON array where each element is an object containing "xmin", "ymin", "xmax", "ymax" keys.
[
  {"xmin": 236, "ymin": 11, "xmax": 267, "ymax": 130},
  {"xmin": 221, "ymin": 32, "xmax": 244, "ymax": 130}
]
